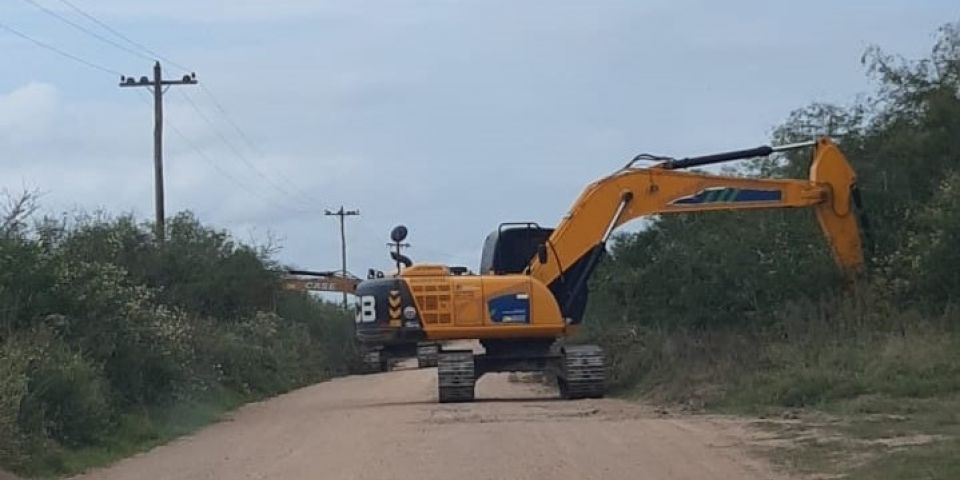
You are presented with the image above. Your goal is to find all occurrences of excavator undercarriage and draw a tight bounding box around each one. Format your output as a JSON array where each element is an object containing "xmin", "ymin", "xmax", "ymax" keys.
[
  {"xmin": 436, "ymin": 340, "xmax": 605, "ymax": 402},
  {"xmin": 360, "ymin": 341, "xmax": 440, "ymax": 373}
]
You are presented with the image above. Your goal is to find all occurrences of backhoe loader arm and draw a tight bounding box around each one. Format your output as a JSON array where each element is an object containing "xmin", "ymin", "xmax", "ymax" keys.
[{"xmin": 528, "ymin": 137, "xmax": 864, "ymax": 318}]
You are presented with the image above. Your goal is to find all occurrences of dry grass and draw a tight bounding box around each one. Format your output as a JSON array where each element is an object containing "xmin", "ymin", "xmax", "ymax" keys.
[{"xmin": 582, "ymin": 308, "xmax": 960, "ymax": 479}]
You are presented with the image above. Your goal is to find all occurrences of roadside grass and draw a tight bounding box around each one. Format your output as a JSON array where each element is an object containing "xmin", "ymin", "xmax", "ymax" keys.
[
  {"xmin": 745, "ymin": 396, "xmax": 960, "ymax": 479},
  {"xmin": 596, "ymin": 322, "xmax": 960, "ymax": 479},
  {"xmin": 22, "ymin": 388, "xmax": 246, "ymax": 478},
  {"xmin": 846, "ymin": 439, "xmax": 960, "ymax": 479},
  {"xmin": 718, "ymin": 330, "xmax": 960, "ymax": 479}
]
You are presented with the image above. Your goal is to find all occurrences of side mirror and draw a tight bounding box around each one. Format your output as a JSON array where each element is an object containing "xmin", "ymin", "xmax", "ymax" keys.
[
  {"xmin": 390, "ymin": 225, "xmax": 408, "ymax": 243},
  {"xmin": 537, "ymin": 243, "xmax": 548, "ymax": 264}
]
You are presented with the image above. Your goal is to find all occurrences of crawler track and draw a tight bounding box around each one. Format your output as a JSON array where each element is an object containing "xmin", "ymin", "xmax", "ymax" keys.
[{"xmin": 437, "ymin": 349, "xmax": 475, "ymax": 402}]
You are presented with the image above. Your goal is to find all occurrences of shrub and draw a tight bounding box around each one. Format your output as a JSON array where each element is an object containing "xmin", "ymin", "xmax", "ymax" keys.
[
  {"xmin": 18, "ymin": 332, "xmax": 112, "ymax": 447},
  {"xmin": 0, "ymin": 205, "xmax": 357, "ymax": 475},
  {"xmin": 581, "ymin": 21, "xmax": 960, "ymax": 409},
  {"xmin": 0, "ymin": 337, "xmax": 30, "ymax": 468}
]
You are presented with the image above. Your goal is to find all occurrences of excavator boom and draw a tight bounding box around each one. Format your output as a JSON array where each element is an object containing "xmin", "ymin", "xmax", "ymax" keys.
[{"xmin": 528, "ymin": 137, "xmax": 864, "ymax": 318}]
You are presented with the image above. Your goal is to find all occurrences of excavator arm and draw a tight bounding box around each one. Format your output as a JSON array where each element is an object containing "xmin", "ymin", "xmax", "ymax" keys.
[
  {"xmin": 528, "ymin": 137, "xmax": 864, "ymax": 319},
  {"xmin": 282, "ymin": 269, "xmax": 360, "ymax": 294}
]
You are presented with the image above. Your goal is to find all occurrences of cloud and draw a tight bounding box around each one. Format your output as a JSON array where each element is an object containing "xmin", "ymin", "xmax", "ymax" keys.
[
  {"xmin": 2, "ymin": 0, "xmax": 378, "ymax": 24},
  {"xmin": 1, "ymin": 0, "xmax": 955, "ymax": 275},
  {"xmin": 0, "ymin": 82, "xmax": 58, "ymax": 144}
]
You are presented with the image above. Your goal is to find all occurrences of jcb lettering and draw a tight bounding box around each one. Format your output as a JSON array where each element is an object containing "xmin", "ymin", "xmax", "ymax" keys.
[{"xmin": 358, "ymin": 296, "xmax": 377, "ymax": 323}]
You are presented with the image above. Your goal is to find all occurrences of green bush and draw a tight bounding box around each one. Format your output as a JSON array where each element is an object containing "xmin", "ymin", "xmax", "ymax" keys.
[
  {"xmin": 0, "ymin": 337, "xmax": 30, "ymax": 468},
  {"xmin": 581, "ymin": 21, "xmax": 960, "ymax": 410},
  {"xmin": 42, "ymin": 212, "xmax": 278, "ymax": 321},
  {"xmin": 18, "ymin": 332, "xmax": 111, "ymax": 447},
  {"xmin": 45, "ymin": 260, "xmax": 196, "ymax": 406},
  {"xmin": 275, "ymin": 292, "xmax": 359, "ymax": 377},
  {"xmin": 0, "ymin": 202, "xmax": 356, "ymax": 476},
  {"xmin": 198, "ymin": 312, "xmax": 303, "ymax": 395}
]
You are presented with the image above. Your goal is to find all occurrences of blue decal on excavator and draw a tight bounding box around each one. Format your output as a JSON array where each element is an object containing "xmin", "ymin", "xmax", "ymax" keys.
[
  {"xmin": 488, "ymin": 294, "xmax": 530, "ymax": 323},
  {"xmin": 671, "ymin": 187, "xmax": 781, "ymax": 205}
]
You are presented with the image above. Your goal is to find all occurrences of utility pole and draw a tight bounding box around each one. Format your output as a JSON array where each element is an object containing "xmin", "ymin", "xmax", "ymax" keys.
[
  {"xmin": 325, "ymin": 206, "xmax": 360, "ymax": 308},
  {"xmin": 120, "ymin": 62, "xmax": 197, "ymax": 244}
]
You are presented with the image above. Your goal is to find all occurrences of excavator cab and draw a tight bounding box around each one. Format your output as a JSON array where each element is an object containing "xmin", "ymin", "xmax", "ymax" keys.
[{"xmin": 480, "ymin": 223, "xmax": 554, "ymax": 275}]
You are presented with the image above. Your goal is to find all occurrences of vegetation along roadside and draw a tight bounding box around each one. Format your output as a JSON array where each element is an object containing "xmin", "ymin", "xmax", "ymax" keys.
[{"xmin": 579, "ymin": 21, "xmax": 960, "ymax": 479}]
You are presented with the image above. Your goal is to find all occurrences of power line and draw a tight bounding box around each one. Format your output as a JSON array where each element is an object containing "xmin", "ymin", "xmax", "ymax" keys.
[
  {"xmin": 3, "ymin": 8, "xmax": 310, "ymax": 220},
  {"xmin": 166, "ymin": 117, "xmax": 314, "ymax": 216},
  {"xmin": 133, "ymin": 90, "xmax": 313, "ymax": 216},
  {"xmin": 0, "ymin": 20, "xmax": 121, "ymax": 75},
  {"xmin": 6, "ymin": 4, "xmax": 317, "ymax": 218},
  {"xmin": 178, "ymin": 90, "xmax": 322, "ymax": 211},
  {"xmin": 28, "ymin": 0, "xmax": 321, "ymax": 207},
  {"xmin": 197, "ymin": 84, "xmax": 324, "ymax": 204},
  {"xmin": 54, "ymin": 0, "xmax": 193, "ymax": 73},
  {"xmin": 19, "ymin": 0, "xmax": 155, "ymax": 63},
  {"xmin": 198, "ymin": 84, "xmax": 264, "ymax": 156}
]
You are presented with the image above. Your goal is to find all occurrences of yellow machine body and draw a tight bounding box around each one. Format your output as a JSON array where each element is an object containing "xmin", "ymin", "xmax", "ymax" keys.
[{"xmin": 390, "ymin": 264, "xmax": 566, "ymax": 340}]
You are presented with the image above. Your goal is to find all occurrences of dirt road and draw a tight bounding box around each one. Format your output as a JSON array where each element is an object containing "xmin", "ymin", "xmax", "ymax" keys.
[{"xmin": 75, "ymin": 361, "xmax": 786, "ymax": 480}]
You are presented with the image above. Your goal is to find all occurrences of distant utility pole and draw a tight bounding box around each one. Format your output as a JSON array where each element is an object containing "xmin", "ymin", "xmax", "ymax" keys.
[
  {"xmin": 120, "ymin": 61, "xmax": 197, "ymax": 244},
  {"xmin": 325, "ymin": 206, "xmax": 360, "ymax": 308}
]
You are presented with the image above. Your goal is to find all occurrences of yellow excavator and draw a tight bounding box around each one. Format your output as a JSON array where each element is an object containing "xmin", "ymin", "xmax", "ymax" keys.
[{"xmin": 355, "ymin": 137, "xmax": 865, "ymax": 402}]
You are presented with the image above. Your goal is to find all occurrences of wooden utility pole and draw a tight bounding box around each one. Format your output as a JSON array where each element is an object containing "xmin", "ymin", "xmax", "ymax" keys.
[
  {"xmin": 325, "ymin": 206, "xmax": 360, "ymax": 308},
  {"xmin": 120, "ymin": 62, "xmax": 197, "ymax": 243}
]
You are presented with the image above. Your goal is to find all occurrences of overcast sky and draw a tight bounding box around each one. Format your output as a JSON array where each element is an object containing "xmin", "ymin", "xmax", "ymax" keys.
[{"xmin": 1, "ymin": 1, "xmax": 956, "ymax": 275}]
